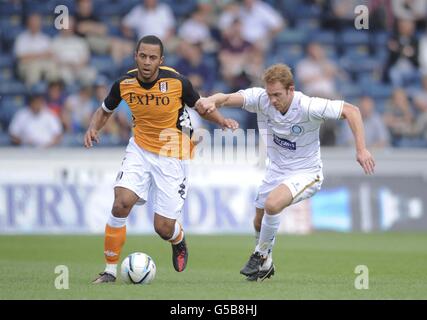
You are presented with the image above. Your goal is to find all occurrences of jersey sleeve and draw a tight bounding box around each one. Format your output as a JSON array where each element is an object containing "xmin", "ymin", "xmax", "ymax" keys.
[
  {"xmin": 308, "ymin": 97, "xmax": 344, "ymax": 121},
  {"xmin": 238, "ymin": 87, "xmax": 265, "ymax": 113},
  {"xmin": 181, "ymin": 76, "xmax": 201, "ymax": 108},
  {"xmin": 102, "ymin": 80, "xmax": 122, "ymax": 113}
]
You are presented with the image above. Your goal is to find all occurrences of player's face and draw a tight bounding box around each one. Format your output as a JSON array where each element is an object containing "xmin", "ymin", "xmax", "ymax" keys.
[
  {"xmin": 265, "ymin": 81, "xmax": 294, "ymax": 113},
  {"xmin": 135, "ymin": 43, "xmax": 164, "ymax": 82}
]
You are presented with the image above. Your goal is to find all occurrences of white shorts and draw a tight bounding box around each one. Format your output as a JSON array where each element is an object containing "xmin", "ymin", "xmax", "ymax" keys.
[
  {"xmin": 254, "ymin": 168, "xmax": 323, "ymax": 209},
  {"xmin": 114, "ymin": 138, "xmax": 188, "ymax": 220}
]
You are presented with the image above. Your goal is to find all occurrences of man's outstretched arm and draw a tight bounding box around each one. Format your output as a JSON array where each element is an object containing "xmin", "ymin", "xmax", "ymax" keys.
[
  {"xmin": 84, "ymin": 107, "xmax": 113, "ymax": 148},
  {"xmin": 195, "ymin": 92, "xmax": 245, "ymax": 115},
  {"xmin": 341, "ymin": 102, "xmax": 375, "ymax": 175}
]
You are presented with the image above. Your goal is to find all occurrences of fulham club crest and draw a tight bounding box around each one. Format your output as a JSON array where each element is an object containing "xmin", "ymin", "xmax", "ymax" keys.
[{"xmin": 159, "ymin": 81, "xmax": 168, "ymax": 93}]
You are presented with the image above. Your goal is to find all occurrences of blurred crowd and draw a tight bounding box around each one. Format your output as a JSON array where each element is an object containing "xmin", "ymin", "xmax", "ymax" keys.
[{"xmin": 0, "ymin": 0, "xmax": 427, "ymax": 148}]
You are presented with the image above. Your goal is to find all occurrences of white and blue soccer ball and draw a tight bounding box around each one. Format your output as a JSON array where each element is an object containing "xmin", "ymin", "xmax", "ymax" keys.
[{"xmin": 120, "ymin": 252, "xmax": 156, "ymax": 284}]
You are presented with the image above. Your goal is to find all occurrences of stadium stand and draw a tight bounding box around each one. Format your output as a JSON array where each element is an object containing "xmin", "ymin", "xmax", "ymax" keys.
[{"xmin": 0, "ymin": 0, "xmax": 426, "ymax": 148}]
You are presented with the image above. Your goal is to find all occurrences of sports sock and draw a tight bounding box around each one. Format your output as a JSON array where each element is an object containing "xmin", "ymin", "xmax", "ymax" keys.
[
  {"xmin": 255, "ymin": 231, "xmax": 260, "ymax": 246},
  {"xmin": 168, "ymin": 222, "xmax": 184, "ymax": 245},
  {"xmin": 103, "ymin": 215, "xmax": 127, "ymax": 276},
  {"xmin": 255, "ymin": 213, "xmax": 281, "ymax": 258}
]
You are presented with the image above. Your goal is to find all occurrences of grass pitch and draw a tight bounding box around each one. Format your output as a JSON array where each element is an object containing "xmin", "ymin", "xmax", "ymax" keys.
[{"xmin": 0, "ymin": 233, "xmax": 426, "ymax": 300}]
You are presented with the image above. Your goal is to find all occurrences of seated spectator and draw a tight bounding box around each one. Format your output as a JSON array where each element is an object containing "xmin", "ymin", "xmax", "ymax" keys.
[
  {"xmin": 413, "ymin": 74, "xmax": 427, "ymax": 113},
  {"xmin": 14, "ymin": 13, "xmax": 59, "ymax": 87},
  {"xmin": 296, "ymin": 42, "xmax": 343, "ymax": 99},
  {"xmin": 385, "ymin": 19, "xmax": 420, "ymax": 87},
  {"xmin": 75, "ymin": 0, "xmax": 134, "ymax": 65},
  {"xmin": 46, "ymin": 80, "xmax": 66, "ymax": 118},
  {"xmin": 62, "ymin": 83, "xmax": 97, "ymax": 134},
  {"xmin": 392, "ymin": 0, "xmax": 427, "ymax": 30},
  {"xmin": 51, "ymin": 17, "xmax": 97, "ymax": 86},
  {"xmin": 218, "ymin": 18, "xmax": 263, "ymax": 91},
  {"xmin": 174, "ymin": 41, "xmax": 216, "ymax": 96},
  {"xmin": 122, "ymin": 0, "xmax": 176, "ymax": 51},
  {"xmin": 218, "ymin": 0, "xmax": 284, "ymax": 52},
  {"xmin": 8, "ymin": 93, "xmax": 63, "ymax": 147},
  {"xmin": 383, "ymin": 88, "xmax": 415, "ymax": 145},
  {"xmin": 178, "ymin": 4, "xmax": 218, "ymax": 53},
  {"xmin": 338, "ymin": 96, "xmax": 390, "ymax": 148},
  {"xmin": 419, "ymin": 26, "xmax": 427, "ymax": 75}
]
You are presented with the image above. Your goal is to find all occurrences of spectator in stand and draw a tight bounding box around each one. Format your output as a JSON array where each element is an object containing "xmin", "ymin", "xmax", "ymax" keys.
[
  {"xmin": 412, "ymin": 74, "xmax": 427, "ymax": 113},
  {"xmin": 8, "ymin": 93, "xmax": 63, "ymax": 147},
  {"xmin": 175, "ymin": 41, "xmax": 216, "ymax": 96},
  {"xmin": 14, "ymin": 13, "xmax": 58, "ymax": 87},
  {"xmin": 46, "ymin": 80, "xmax": 66, "ymax": 118},
  {"xmin": 296, "ymin": 41, "xmax": 346, "ymax": 146},
  {"xmin": 385, "ymin": 19, "xmax": 420, "ymax": 87},
  {"xmin": 339, "ymin": 96, "xmax": 390, "ymax": 148},
  {"xmin": 178, "ymin": 4, "xmax": 218, "ymax": 53},
  {"xmin": 218, "ymin": 18, "xmax": 263, "ymax": 91},
  {"xmin": 62, "ymin": 83, "xmax": 97, "ymax": 134},
  {"xmin": 218, "ymin": 0, "xmax": 284, "ymax": 52},
  {"xmin": 383, "ymin": 88, "xmax": 415, "ymax": 146},
  {"xmin": 122, "ymin": 0, "xmax": 176, "ymax": 51},
  {"xmin": 51, "ymin": 17, "xmax": 97, "ymax": 86},
  {"xmin": 296, "ymin": 42, "xmax": 343, "ymax": 99},
  {"xmin": 418, "ymin": 26, "xmax": 427, "ymax": 75},
  {"xmin": 392, "ymin": 0, "xmax": 427, "ymax": 30},
  {"xmin": 74, "ymin": 0, "xmax": 134, "ymax": 65}
]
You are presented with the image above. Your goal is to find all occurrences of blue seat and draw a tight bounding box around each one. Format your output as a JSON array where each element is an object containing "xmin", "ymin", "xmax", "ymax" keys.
[
  {"xmin": 164, "ymin": 0, "xmax": 197, "ymax": 19},
  {"xmin": 0, "ymin": 96, "xmax": 25, "ymax": 130},
  {"xmin": 91, "ymin": 54, "xmax": 118, "ymax": 78},
  {"xmin": 363, "ymin": 83, "xmax": 393, "ymax": 100},
  {"xmin": 275, "ymin": 29, "xmax": 308, "ymax": 46},
  {"xmin": 0, "ymin": 1, "xmax": 22, "ymax": 15},
  {"xmin": 337, "ymin": 81, "xmax": 362, "ymax": 100},
  {"xmin": 0, "ymin": 80, "xmax": 27, "ymax": 96},
  {"xmin": 339, "ymin": 29, "xmax": 370, "ymax": 46}
]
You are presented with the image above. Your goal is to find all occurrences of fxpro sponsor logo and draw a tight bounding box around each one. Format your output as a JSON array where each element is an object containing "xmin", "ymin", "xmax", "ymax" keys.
[{"xmin": 273, "ymin": 134, "xmax": 296, "ymax": 150}]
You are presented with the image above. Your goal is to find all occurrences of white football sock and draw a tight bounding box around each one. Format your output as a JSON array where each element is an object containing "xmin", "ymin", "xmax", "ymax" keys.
[
  {"xmin": 104, "ymin": 263, "xmax": 117, "ymax": 277},
  {"xmin": 255, "ymin": 231, "xmax": 260, "ymax": 246},
  {"xmin": 167, "ymin": 221, "xmax": 182, "ymax": 243},
  {"xmin": 255, "ymin": 213, "xmax": 281, "ymax": 258},
  {"xmin": 107, "ymin": 214, "xmax": 127, "ymax": 228}
]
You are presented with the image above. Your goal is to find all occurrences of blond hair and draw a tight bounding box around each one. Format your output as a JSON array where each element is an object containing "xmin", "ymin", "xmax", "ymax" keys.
[{"xmin": 263, "ymin": 64, "xmax": 294, "ymax": 89}]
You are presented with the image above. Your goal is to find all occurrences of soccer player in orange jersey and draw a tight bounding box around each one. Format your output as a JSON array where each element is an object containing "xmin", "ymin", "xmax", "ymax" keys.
[{"xmin": 85, "ymin": 35, "xmax": 238, "ymax": 283}]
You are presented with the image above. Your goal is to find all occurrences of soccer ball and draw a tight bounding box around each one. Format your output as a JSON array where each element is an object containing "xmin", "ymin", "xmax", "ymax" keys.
[{"xmin": 120, "ymin": 252, "xmax": 156, "ymax": 284}]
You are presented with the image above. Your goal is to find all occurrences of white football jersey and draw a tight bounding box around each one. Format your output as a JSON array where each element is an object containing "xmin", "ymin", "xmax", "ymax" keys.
[{"xmin": 239, "ymin": 88, "xmax": 343, "ymax": 173}]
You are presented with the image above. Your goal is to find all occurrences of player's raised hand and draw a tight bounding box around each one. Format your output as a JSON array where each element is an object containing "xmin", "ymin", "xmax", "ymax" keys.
[
  {"xmin": 221, "ymin": 118, "xmax": 239, "ymax": 131},
  {"xmin": 356, "ymin": 148, "xmax": 375, "ymax": 175},
  {"xmin": 84, "ymin": 128, "xmax": 100, "ymax": 148},
  {"xmin": 195, "ymin": 97, "xmax": 216, "ymax": 115}
]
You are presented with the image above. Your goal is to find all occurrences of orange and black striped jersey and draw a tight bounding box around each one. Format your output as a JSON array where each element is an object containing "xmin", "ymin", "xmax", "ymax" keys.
[{"xmin": 102, "ymin": 66, "xmax": 200, "ymax": 160}]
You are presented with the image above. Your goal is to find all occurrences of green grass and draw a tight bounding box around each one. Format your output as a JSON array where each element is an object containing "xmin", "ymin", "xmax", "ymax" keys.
[{"xmin": 0, "ymin": 233, "xmax": 426, "ymax": 299}]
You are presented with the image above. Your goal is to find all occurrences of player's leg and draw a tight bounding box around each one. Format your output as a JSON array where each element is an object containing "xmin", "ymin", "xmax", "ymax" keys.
[
  {"xmin": 153, "ymin": 214, "xmax": 187, "ymax": 272},
  {"xmin": 150, "ymin": 152, "xmax": 188, "ymax": 272},
  {"xmin": 241, "ymin": 185, "xmax": 292, "ymax": 278},
  {"xmin": 93, "ymin": 138, "xmax": 151, "ymax": 283},
  {"xmin": 92, "ymin": 187, "xmax": 139, "ymax": 283},
  {"xmin": 247, "ymin": 172, "xmax": 323, "ymax": 281},
  {"xmin": 253, "ymin": 207, "xmax": 264, "ymax": 244}
]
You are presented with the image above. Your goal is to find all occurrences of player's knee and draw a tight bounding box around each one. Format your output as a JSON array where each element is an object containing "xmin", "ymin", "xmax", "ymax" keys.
[
  {"xmin": 264, "ymin": 199, "xmax": 284, "ymax": 215},
  {"xmin": 111, "ymin": 200, "xmax": 132, "ymax": 218},
  {"xmin": 154, "ymin": 220, "xmax": 174, "ymax": 240}
]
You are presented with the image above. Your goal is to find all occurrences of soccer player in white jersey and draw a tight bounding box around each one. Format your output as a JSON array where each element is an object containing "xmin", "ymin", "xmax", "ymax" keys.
[{"xmin": 196, "ymin": 64, "xmax": 375, "ymax": 281}]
